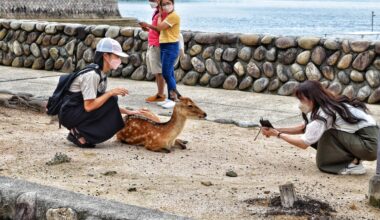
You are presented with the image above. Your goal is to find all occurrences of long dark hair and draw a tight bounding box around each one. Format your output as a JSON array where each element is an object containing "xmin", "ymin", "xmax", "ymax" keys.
[
  {"xmin": 94, "ymin": 51, "xmax": 105, "ymax": 70},
  {"xmin": 295, "ymin": 80, "xmax": 368, "ymax": 126}
]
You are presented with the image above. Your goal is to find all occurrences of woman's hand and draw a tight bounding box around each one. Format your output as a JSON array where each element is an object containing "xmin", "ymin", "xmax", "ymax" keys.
[
  {"xmin": 158, "ymin": 5, "xmax": 163, "ymax": 15},
  {"xmin": 138, "ymin": 22, "xmax": 149, "ymax": 28},
  {"xmin": 261, "ymin": 127, "xmax": 280, "ymax": 138},
  {"xmin": 130, "ymin": 109, "xmax": 148, "ymax": 115},
  {"xmin": 126, "ymin": 110, "xmax": 140, "ymax": 115},
  {"xmin": 262, "ymin": 127, "xmax": 309, "ymax": 149},
  {"xmin": 108, "ymin": 88, "xmax": 129, "ymax": 97},
  {"xmin": 124, "ymin": 108, "xmax": 150, "ymax": 115}
]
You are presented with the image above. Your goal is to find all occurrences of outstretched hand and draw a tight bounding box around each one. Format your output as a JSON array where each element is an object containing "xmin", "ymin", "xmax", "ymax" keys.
[
  {"xmin": 128, "ymin": 109, "xmax": 150, "ymax": 115},
  {"xmin": 261, "ymin": 127, "xmax": 279, "ymax": 138},
  {"xmin": 109, "ymin": 87, "xmax": 129, "ymax": 97}
]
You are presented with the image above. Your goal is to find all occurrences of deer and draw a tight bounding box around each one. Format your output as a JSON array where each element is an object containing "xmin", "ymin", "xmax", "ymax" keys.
[{"xmin": 116, "ymin": 97, "xmax": 207, "ymax": 153}]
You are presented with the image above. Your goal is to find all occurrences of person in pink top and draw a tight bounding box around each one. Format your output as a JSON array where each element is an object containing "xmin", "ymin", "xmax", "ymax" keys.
[{"xmin": 144, "ymin": 0, "xmax": 168, "ymax": 102}]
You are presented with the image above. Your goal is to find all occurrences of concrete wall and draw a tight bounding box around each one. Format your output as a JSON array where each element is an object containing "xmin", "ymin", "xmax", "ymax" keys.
[
  {"xmin": 0, "ymin": 0, "xmax": 120, "ymax": 19},
  {"xmin": 0, "ymin": 19, "xmax": 380, "ymax": 103}
]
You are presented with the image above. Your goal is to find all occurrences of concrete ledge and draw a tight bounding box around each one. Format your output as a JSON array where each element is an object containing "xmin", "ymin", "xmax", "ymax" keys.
[{"xmin": 0, "ymin": 176, "xmax": 188, "ymax": 219}]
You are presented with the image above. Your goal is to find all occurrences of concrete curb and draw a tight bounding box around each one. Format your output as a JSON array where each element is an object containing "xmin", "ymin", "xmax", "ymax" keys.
[{"xmin": 0, "ymin": 176, "xmax": 189, "ymax": 220}]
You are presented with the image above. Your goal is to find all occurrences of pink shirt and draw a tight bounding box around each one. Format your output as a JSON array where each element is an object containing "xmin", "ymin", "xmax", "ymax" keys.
[{"xmin": 148, "ymin": 10, "xmax": 167, "ymax": 47}]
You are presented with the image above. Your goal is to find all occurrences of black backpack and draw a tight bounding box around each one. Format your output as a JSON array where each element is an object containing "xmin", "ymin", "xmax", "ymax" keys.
[{"xmin": 46, "ymin": 64, "xmax": 101, "ymax": 116}]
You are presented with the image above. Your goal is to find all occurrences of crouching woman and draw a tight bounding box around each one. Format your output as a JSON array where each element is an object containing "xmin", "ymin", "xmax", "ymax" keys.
[
  {"xmin": 262, "ymin": 80, "xmax": 378, "ymax": 175},
  {"xmin": 59, "ymin": 38, "xmax": 140, "ymax": 148}
]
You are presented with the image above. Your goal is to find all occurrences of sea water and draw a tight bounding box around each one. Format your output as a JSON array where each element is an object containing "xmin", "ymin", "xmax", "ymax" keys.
[{"xmin": 119, "ymin": 0, "xmax": 380, "ymax": 39}]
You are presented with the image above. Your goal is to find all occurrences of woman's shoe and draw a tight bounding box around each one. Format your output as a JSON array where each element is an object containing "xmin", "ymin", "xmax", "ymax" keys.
[
  {"xmin": 156, "ymin": 99, "xmax": 170, "ymax": 106},
  {"xmin": 67, "ymin": 132, "xmax": 95, "ymax": 148},
  {"xmin": 145, "ymin": 94, "xmax": 166, "ymax": 103},
  {"xmin": 161, "ymin": 99, "xmax": 176, "ymax": 109},
  {"xmin": 339, "ymin": 162, "xmax": 366, "ymax": 175}
]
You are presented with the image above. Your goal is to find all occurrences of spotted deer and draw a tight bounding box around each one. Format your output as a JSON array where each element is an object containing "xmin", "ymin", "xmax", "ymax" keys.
[{"xmin": 116, "ymin": 97, "xmax": 207, "ymax": 153}]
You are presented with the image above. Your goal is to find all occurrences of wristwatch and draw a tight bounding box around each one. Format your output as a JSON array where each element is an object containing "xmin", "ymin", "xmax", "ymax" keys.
[{"xmin": 277, "ymin": 132, "xmax": 282, "ymax": 138}]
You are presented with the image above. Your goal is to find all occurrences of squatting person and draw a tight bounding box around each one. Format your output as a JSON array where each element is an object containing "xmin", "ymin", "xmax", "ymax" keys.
[
  {"xmin": 59, "ymin": 38, "xmax": 146, "ymax": 148},
  {"xmin": 261, "ymin": 80, "xmax": 378, "ymax": 175}
]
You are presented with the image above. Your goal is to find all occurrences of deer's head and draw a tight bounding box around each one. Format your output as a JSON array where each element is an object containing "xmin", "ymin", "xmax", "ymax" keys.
[{"xmin": 174, "ymin": 97, "xmax": 207, "ymax": 119}]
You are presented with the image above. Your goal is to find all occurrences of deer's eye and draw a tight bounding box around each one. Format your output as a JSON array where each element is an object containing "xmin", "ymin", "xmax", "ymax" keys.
[{"xmin": 188, "ymin": 105, "xmax": 193, "ymax": 108}]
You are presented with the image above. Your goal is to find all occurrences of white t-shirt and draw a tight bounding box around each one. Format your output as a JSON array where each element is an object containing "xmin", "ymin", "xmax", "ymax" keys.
[
  {"xmin": 301, "ymin": 104, "xmax": 377, "ymax": 145},
  {"xmin": 68, "ymin": 70, "xmax": 108, "ymax": 100}
]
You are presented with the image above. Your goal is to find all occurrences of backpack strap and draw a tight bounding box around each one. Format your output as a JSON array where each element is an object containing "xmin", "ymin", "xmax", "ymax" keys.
[
  {"xmin": 73, "ymin": 64, "xmax": 101, "ymax": 79},
  {"xmin": 84, "ymin": 64, "xmax": 105, "ymax": 84},
  {"xmin": 67, "ymin": 64, "xmax": 103, "ymax": 89}
]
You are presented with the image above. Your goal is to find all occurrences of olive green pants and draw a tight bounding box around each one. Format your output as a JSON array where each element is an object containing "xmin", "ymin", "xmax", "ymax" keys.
[{"xmin": 316, "ymin": 126, "xmax": 379, "ymax": 174}]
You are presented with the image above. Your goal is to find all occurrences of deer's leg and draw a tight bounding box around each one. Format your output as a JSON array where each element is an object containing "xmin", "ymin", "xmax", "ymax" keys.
[
  {"xmin": 116, "ymin": 128, "xmax": 129, "ymax": 142},
  {"xmin": 145, "ymin": 144, "xmax": 172, "ymax": 153},
  {"xmin": 174, "ymin": 139, "xmax": 188, "ymax": 149},
  {"xmin": 160, "ymin": 148, "xmax": 171, "ymax": 153}
]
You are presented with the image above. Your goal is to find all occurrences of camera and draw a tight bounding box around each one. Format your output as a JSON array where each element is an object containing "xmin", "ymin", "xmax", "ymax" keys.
[{"xmin": 259, "ymin": 117, "xmax": 273, "ymax": 128}]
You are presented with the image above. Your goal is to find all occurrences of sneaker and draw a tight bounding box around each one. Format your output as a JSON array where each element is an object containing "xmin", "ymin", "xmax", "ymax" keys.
[
  {"xmin": 339, "ymin": 162, "xmax": 366, "ymax": 175},
  {"xmin": 161, "ymin": 100, "xmax": 176, "ymax": 109},
  {"xmin": 145, "ymin": 94, "xmax": 166, "ymax": 103},
  {"xmin": 156, "ymin": 99, "xmax": 170, "ymax": 106}
]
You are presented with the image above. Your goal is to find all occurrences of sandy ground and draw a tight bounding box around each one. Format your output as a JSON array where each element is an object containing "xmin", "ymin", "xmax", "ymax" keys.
[{"xmin": 1, "ymin": 106, "xmax": 379, "ymax": 220}]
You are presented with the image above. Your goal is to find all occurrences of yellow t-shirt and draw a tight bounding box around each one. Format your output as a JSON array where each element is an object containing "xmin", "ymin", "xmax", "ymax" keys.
[{"xmin": 159, "ymin": 11, "xmax": 180, "ymax": 43}]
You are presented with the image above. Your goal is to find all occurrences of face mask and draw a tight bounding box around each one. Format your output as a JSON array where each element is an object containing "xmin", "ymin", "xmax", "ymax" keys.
[
  {"xmin": 110, "ymin": 59, "xmax": 121, "ymax": 70},
  {"xmin": 149, "ymin": 2, "xmax": 158, "ymax": 8},
  {"xmin": 105, "ymin": 55, "xmax": 121, "ymax": 70},
  {"xmin": 163, "ymin": 4, "xmax": 174, "ymax": 13},
  {"xmin": 298, "ymin": 102, "xmax": 312, "ymax": 114}
]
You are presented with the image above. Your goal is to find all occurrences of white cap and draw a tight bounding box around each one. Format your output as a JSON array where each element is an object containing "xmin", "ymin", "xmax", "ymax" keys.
[{"xmin": 96, "ymin": 38, "xmax": 128, "ymax": 57}]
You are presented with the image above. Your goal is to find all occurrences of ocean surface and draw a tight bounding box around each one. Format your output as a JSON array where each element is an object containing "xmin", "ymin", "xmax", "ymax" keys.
[{"xmin": 118, "ymin": 0, "xmax": 380, "ymax": 39}]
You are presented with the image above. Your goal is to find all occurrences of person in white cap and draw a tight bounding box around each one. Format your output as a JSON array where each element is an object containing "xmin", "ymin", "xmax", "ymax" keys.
[{"xmin": 59, "ymin": 38, "xmax": 146, "ymax": 148}]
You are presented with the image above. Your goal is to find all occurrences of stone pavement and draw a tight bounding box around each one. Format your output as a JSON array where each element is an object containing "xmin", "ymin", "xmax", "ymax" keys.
[
  {"xmin": 1, "ymin": 66, "xmax": 380, "ymax": 126},
  {"xmin": 2, "ymin": 66, "xmax": 380, "ymax": 218}
]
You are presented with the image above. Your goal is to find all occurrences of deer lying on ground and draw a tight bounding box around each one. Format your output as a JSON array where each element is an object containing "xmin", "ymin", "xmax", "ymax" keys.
[{"xmin": 116, "ymin": 97, "xmax": 207, "ymax": 153}]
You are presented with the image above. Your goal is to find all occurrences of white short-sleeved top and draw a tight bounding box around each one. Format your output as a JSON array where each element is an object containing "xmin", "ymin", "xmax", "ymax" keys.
[
  {"xmin": 301, "ymin": 104, "xmax": 377, "ymax": 145},
  {"xmin": 68, "ymin": 70, "xmax": 108, "ymax": 100}
]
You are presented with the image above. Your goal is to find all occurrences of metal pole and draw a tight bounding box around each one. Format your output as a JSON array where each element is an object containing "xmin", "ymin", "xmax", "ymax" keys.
[{"xmin": 372, "ymin": 11, "xmax": 376, "ymax": 32}]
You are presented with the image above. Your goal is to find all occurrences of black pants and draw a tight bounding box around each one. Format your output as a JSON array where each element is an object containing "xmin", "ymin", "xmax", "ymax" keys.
[{"xmin": 59, "ymin": 93, "xmax": 124, "ymax": 144}]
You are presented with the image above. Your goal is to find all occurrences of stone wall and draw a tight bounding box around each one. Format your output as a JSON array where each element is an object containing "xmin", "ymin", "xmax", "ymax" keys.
[
  {"xmin": 0, "ymin": 19, "xmax": 380, "ymax": 103},
  {"xmin": 0, "ymin": 0, "xmax": 120, "ymax": 19}
]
